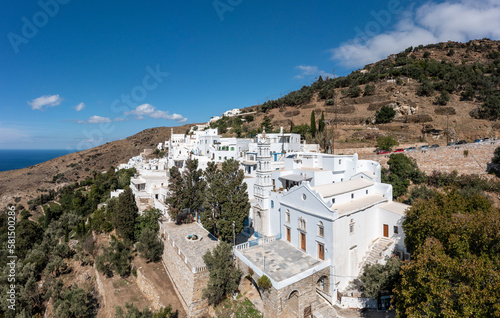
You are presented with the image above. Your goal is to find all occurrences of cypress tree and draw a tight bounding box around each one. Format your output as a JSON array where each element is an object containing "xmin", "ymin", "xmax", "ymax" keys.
[
  {"xmin": 310, "ymin": 110, "xmax": 317, "ymax": 137},
  {"xmin": 165, "ymin": 166, "xmax": 185, "ymax": 222},
  {"xmin": 182, "ymin": 158, "xmax": 205, "ymax": 221},
  {"xmin": 318, "ymin": 111, "xmax": 325, "ymax": 133},
  {"xmin": 202, "ymin": 159, "xmax": 250, "ymax": 242},
  {"xmin": 112, "ymin": 187, "xmax": 138, "ymax": 242}
]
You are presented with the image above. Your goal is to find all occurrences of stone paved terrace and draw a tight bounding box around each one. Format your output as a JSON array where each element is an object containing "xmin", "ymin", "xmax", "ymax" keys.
[
  {"xmin": 360, "ymin": 141, "xmax": 500, "ymax": 175},
  {"xmin": 240, "ymin": 240, "xmax": 322, "ymax": 282},
  {"xmin": 160, "ymin": 222, "xmax": 218, "ymax": 269}
]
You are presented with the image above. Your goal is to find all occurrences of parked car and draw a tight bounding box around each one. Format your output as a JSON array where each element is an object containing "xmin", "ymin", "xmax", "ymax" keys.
[
  {"xmin": 405, "ymin": 147, "xmax": 417, "ymax": 151},
  {"xmin": 393, "ymin": 148, "xmax": 405, "ymax": 153},
  {"xmin": 457, "ymin": 140, "xmax": 467, "ymax": 145},
  {"xmin": 430, "ymin": 144, "xmax": 439, "ymax": 148},
  {"xmin": 419, "ymin": 145, "xmax": 429, "ymax": 150},
  {"xmin": 474, "ymin": 138, "xmax": 483, "ymax": 143},
  {"xmin": 377, "ymin": 150, "xmax": 391, "ymax": 155},
  {"xmin": 447, "ymin": 142, "xmax": 455, "ymax": 146},
  {"xmin": 483, "ymin": 137, "xmax": 490, "ymax": 142}
]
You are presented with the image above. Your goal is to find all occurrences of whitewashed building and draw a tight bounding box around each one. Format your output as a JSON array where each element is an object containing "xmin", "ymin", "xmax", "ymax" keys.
[{"xmin": 235, "ymin": 131, "xmax": 410, "ymax": 316}]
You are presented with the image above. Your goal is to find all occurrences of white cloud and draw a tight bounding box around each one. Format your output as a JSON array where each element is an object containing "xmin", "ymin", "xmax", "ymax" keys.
[
  {"xmin": 78, "ymin": 115, "xmax": 112, "ymax": 124},
  {"xmin": 125, "ymin": 104, "xmax": 187, "ymax": 123},
  {"xmin": 294, "ymin": 65, "xmax": 334, "ymax": 79},
  {"xmin": 28, "ymin": 94, "xmax": 63, "ymax": 110},
  {"xmin": 74, "ymin": 102, "xmax": 85, "ymax": 111},
  {"xmin": 330, "ymin": 0, "xmax": 500, "ymax": 68}
]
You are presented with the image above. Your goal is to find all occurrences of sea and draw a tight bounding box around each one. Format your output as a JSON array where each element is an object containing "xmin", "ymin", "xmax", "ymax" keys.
[{"xmin": 0, "ymin": 149, "xmax": 74, "ymax": 172}]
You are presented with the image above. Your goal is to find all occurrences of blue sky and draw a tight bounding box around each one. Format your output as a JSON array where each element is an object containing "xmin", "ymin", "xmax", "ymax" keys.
[{"xmin": 1, "ymin": 0, "xmax": 499, "ymax": 150}]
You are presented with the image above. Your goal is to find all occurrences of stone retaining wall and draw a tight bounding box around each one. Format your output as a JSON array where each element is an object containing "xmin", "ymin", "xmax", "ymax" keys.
[
  {"xmin": 161, "ymin": 236, "xmax": 210, "ymax": 317},
  {"xmin": 136, "ymin": 267, "xmax": 162, "ymax": 310},
  {"xmin": 361, "ymin": 142, "xmax": 499, "ymax": 176}
]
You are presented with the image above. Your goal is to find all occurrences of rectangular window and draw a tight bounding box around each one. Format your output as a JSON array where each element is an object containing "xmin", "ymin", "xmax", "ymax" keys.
[
  {"xmin": 286, "ymin": 227, "xmax": 291, "ymax": 242},
  {"xmin": 366, "ymin": 190, "xmax": 368, "ymax": 194},
  {"xmin": 351, "ymin": 193, "xmax": 354, "ymax": 199},
  {"xmin": 394, "ymin": 226, "xmax": 399, "ymax": 234},
  {"xmin": 332, "ymin": 198, "xmax": 335, "ymax": 204},
  {"xmin": 349, "ymin": 223, "xmax": 354, "ymax": 234}
]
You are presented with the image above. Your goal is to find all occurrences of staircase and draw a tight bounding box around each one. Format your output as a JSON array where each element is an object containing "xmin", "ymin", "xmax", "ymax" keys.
[{"xmin": 358, "ymin": 237, "xmax": 394, "ymax": 275}]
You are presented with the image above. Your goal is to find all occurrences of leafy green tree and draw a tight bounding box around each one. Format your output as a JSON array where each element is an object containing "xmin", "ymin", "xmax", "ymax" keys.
[
  {"xmin": 292, "ymin": 124, "xmax": 310, "ymax": 138},
  {"xmin": 479, "ymin": 91, "xmax": 500, "ymax": 120},
  {"xmin": 165, "ymin": 166, "xmax": 185, "ymax": 222},
  {"xmin": 406, "ymin": 184, "xmax": 435, "ymax": 205},
  {"xmin": 16, "ymin": 218, "xmax": 43, "ymax": 259},
  {"xmin": 137, "ymin": 228, "xmax": 164, "ymax": 262},
  {"xmin": 394, "ymin": 190, "xmax": 500, "ymax": 316},
  {"xmin": 244, "ymin": 114, "xmax": 254, "ymax": 123},
  {"xmin": 364, "ymin": 84, "xmax": 376, "ymax": 96},
  {"xmin": 202, "ymin": 160, "xmax": 250, "ymax": 242},
  {"xmin": 111, "ymin": 187, "xmax": 138, "ymax": 242},
  {"xmin": 375, "ymin": 106, "xmax": 396, "ymax": 124},
  {"xmin": 260, "ymin": 116, "xmax": 273, "ymax": 133},
  {"xmin": 360, "ymin": 256, "xmax": 401, "ymax": 298},
  {"xmin": 417, "ymin": 79, "xmax": 434, "ymax": 96},
  {"xmin": 348, "ymin": 84, "xmax": 361, "ymax": 97},
  {"xmin": 376, "ymin": 135, "xmax": 398, "ymax": 151},
  {"xmin": 96, "ymin": 236, "xmax": 131, "ymax": 277},
  {"xmin": 435, "ymin": 90, "xmax": 450, "ymax": 105},
  {"xmin": 382, "ymin": 154, "xmax": 426, "ymax": 197},
  {"xmin": 310, "ymin": 111, "xmax": 317, "ymax": 137},
  {"xmin": 387, "ymin": 154, "xmax": 426, "ymax": 184},
  {"xmin": 202, "ymin": 242, "xmax": 242, "ymax": 306},
  {"xmin": 135, "ymin": 208, "xmax": 162, "ymax": 240}
]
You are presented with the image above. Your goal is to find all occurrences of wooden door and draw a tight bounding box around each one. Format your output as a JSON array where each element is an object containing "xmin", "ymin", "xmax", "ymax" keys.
[
  {"xmin": 383, "ymin": 224, "xmax": 389, "ymax": 237},
  {"xmin": 300, "ymin": 232, "xmax": 306, "ymax": 251},
  {"xmin": 287, "ymin": 227, "xmax": 291, "ymax": 242},
  {"xmin": 318, "ymin": 243, "xmax": 324, "ymax": 260}
]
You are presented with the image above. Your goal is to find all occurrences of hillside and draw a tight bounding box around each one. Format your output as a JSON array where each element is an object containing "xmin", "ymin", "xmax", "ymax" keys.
[
  {"xmin": 0, "ymin": 124, "xmax": 192, "ymax": 208},
  {"xmin": 2, "ymin": 39, "xmax": 499, "ymax": 207},
  {"xmin": 212, "ymin": 38, "xmax": 500, "ymax": 149}
]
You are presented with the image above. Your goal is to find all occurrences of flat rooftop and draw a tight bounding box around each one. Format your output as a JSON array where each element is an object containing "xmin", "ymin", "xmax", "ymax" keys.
[
  {"xmin": 161, "ymin": 222, "xmax": 219, "ymax": 268},
  {"xmin": 334, "ymin": 194, "xmax": 387, "ymax": 215},
  {"xmin": 240, "ymin": 240, "xmax": 323, "ymax": 282},
  {"xmin": 379, "ymin": 201, "xmax": 410, "ymax": 216},
  {"xmin": 312, "ymin": 178, "xmax": 373, "ymax": 198}
]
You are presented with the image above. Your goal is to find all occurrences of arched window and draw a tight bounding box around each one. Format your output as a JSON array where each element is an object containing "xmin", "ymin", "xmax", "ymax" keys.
[
  {"xmin": 318, "ymin": 222, "xmax": 324, "ymax": 237},
  {"xmin": 271, "ymin": 200, "xmax": 274, "ymax": 209},
  {"xmin": 286, "ymin": 210, "xmax": 290, "ymax": 223},
  {"xmin": 298, "ymin": 217, "xmax": 306, "ymax": 231},
  {"xmin": 349, "ymin": 219, "xmax": 355, "ymax": 234}
]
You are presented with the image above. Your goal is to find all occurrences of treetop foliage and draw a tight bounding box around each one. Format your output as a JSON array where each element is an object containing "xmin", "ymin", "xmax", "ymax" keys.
[{"xmin": 202, "ymin": 242, "xmax": 242, "ymax": 306}]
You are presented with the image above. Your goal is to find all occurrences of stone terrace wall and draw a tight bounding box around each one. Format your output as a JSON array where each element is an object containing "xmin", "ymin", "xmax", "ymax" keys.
[
  {"xmin": 361, "ymin": 142, "xmax": 499, "ymax": 175},
  {"xmin": 161, "ymin": 234, "xmax": 210, "ymax": 318},
  {"xmin": 136, "ymin": 267, "xmax": 162, "ymax": 310}
]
